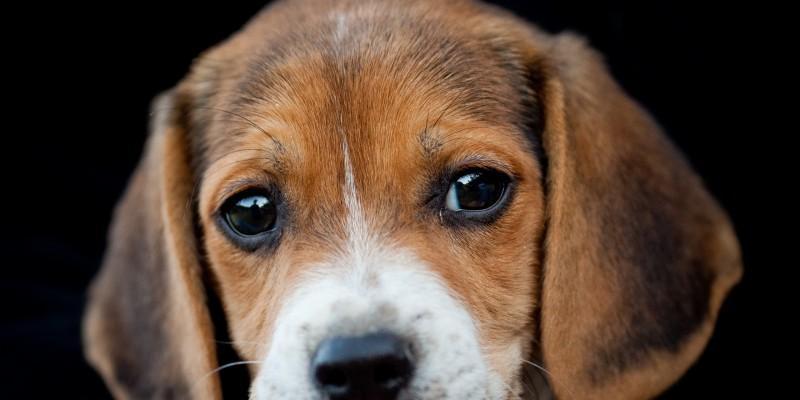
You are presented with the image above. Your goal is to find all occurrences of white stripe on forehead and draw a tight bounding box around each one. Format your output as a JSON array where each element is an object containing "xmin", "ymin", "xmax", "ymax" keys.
[
  {"xmin": 334, "ymin": 12, "xmax": 348, "ymax": 44},
  {"xmin": 341, "ymin": 137, "xmax": 372, "ymax": 281}
]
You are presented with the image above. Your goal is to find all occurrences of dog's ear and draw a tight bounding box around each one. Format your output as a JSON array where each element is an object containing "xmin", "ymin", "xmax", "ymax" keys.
[
  {"xmin": 528, "ymin": 33, "xmax": 742, "ymax": 399},
  {"xmin": 83, "ymin": 88, "xmax": 220, "ymax": 399}
]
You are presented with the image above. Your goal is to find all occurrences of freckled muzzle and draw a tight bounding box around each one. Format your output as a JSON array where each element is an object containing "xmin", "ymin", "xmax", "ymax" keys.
[{"xmin": 250, "ymin": 260, "xmax": 505, "ymax": 400}]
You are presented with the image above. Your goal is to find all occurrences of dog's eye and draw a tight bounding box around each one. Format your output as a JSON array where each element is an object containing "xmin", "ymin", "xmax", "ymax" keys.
[
  {"xmin": 222, "ymin": 191, "xmax": 277, "ymax": 236},
  {"xmin": 445, "ymin": 170, "xmax": 508, "ymax": 212}
]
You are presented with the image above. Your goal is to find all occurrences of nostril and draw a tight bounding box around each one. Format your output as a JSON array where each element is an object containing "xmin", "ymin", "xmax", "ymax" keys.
[
  {"xmin": 315, "ymin": 364, "xmax": 349, "ymax": 392},
  {"xmin": 311, "ymin": 332, "xmax": 414, "ymax": 400},
  {"xmin": 373, "ymin": 355, "xmax": 412, "ymax": 389}
]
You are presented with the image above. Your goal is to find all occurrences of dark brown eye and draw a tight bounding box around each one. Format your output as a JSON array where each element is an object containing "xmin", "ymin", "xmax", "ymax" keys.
[
  {"xmin": 445, "ymin": 170, "xmax": 508, "ymax": 212},
  {"xmin": 222, "ymin": 191, "xmax": 277, "ymax": 236}
]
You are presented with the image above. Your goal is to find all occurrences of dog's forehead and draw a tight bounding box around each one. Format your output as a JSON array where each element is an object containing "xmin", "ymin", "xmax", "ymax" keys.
[{"xmin": 194, "ymin": 5, "xmax": 536, "ymax": 171}]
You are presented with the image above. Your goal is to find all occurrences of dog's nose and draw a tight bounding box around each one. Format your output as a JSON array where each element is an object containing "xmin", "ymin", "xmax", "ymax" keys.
[{"xmin": 311, "ymin": 332, "xmax": 413, "ymax": 400}]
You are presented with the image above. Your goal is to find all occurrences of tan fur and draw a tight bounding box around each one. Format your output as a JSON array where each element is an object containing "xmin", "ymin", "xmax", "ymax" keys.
[{"xmin": 83, "ymin": 1, "xmax": 742, "ymax": 399}]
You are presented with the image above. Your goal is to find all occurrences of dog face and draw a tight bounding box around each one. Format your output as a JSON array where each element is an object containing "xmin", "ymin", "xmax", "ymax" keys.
[
  {"xmin": 198, "ymin": 20, "xmax": 544, "ymax": 398},
  {"xmin": 83, "ymin": 1, "xmax": 742, "ymax": 399}
]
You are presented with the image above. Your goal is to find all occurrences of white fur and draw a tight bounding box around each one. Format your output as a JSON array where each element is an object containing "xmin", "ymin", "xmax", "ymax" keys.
[{"xmin": 249, "ymin": 248, "xmax": 505, "ymax": 400}]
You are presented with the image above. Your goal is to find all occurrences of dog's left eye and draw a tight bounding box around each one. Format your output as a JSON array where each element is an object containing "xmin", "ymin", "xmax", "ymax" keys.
[
  {"xmin": 221, "ymin": 191, "xmax": 277, "ymax": 236},
  {"xmin": 445, "ymin": 170, "xmax": 509, "ymax": 212}
]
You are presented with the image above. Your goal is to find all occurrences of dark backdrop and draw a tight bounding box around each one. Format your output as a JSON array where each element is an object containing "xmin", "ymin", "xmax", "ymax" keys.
[{"xmin": 3, "ymin": 1, "xmax": 774, "ymax": 398}]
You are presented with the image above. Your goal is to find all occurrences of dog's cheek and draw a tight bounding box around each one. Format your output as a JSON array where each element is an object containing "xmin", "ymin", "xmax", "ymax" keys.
[
  {"xmin": 411, "ymin": 242, "xmax": 533, "ymax": 378},
  {"xmin": 207, "ymin": 231, "xmax": 342, "ymax": 369},
  {"xmin": 420, "ymin": 190, "xmax": 542, "ymax": 388},
  {"xmin": 475, "ymin": 260, "xmax": 537, "ymax": 391},
  {"xmin": 201, "ymin": 231, "xmax": 280, "ymax": 362}
]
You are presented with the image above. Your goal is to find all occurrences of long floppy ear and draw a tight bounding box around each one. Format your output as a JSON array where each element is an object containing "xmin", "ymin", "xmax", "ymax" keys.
[
  {"xmin": 82, "ymin": 89, "xmax": 220, "ymax": 399},
  {"xmin": 532, "ymin": 33, "xmax": 742, "ymax": 399}
]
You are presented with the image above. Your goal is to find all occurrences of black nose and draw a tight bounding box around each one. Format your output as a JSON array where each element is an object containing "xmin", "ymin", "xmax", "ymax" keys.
[{"xmin": 311, "ymin": 332, "xmax": 414, "ymax": 400}]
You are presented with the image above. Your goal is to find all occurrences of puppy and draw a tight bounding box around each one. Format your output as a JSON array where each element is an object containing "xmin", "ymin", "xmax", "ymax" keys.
[{"xmin": 83, "ymin": 0, "xmax": 742, "ymax": 399}]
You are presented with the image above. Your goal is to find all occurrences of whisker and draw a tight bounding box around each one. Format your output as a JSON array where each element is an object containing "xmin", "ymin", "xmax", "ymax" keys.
[
  {"xmin": 518, "ymin": 361, "xmax": 542, "ymax": 400},
  {"xmin": 205, "ymin": 360, "xmax": 262, "ymax": 378},
  {"xmin": 519, "ymin": 358, "xmax": 572, "ymax": 400},
  {"xmin": 150, "ymin": 104, "xmax": 281, "ymax": 150},
  {"xmin": 431, "ymin": 89, "xmax": 469, "ymax": 129},
  {"xmin": 179, "ymin": 156, "xmax": 272, "ymax": 218},
  {"xmin": 215, "ymin": 339, "xmax": 264, "ymax": 347},
  {"xmin": 191, "ymin": 360, "xmax": 263, "ymax": 396},
  {"xmin": 519, "ymin": 358, "xmax": 550, "ymax": 376},
  {"xmin": 194, "ymin": 106, "xmax": 279, "ymax": 145}
]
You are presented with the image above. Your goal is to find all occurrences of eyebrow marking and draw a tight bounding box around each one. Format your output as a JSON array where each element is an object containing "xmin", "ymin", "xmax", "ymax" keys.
[
  {"xmin": 201, "ymin": 105, "xmax": 289, "ymax": 174},
  {"xmin": 419, "ymin": 124, "xmax": 485, "ymax": 160},
  {"xmin": 419, "ymin": 128, "xmax": 444, "ymax": 159},
  {"xmin": 204, "ymin": 144, "xmax": 287, "ymax": 178}
]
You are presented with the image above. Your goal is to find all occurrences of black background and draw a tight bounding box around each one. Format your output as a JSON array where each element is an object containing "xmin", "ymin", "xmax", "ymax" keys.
[{"xmin": 2, "ymin": 0, "xmax": 778, "ymax": 398}]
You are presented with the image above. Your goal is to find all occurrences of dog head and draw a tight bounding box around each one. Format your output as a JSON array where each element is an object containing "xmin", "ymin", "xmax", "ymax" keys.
[{"xmin": 83, "ymin": 1, "xmax": 742, "ymax": 399}]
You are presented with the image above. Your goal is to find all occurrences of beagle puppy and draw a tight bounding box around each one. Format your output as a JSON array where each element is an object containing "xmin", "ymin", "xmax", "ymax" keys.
[{"xmin": 83, "ymin": 0, "xmax": 742, "ymax": 399}]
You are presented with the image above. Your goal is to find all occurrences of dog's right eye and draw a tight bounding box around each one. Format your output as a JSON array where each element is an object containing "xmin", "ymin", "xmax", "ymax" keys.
[{"xmin": 221, "ymin": 190, "xmax": 277, "ymax": 237}]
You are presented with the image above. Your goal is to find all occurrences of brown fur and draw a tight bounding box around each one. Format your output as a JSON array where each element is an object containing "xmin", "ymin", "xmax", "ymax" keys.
[{"xmin": 83, "ymin": 1, "xmax": 742, "ymax": 399}]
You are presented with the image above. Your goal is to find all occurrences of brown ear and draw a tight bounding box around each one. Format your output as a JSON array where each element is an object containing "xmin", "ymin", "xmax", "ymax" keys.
[
  {"xmin": 533, "ymin": 34, "xmax": 742, "ymax": 399},
  {"xmin": 82, "ymin": 90, "xmax": 220, "ymax": 399}
]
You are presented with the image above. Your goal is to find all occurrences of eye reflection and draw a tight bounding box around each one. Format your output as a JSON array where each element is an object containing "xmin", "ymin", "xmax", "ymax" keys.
[
  {"xmin": 445, "ymin": 170, "xmax": 507, "ymax": 212},
  {"xmin": 222, "ymin": 192, "xmax": 276, "ymax": 236}
]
